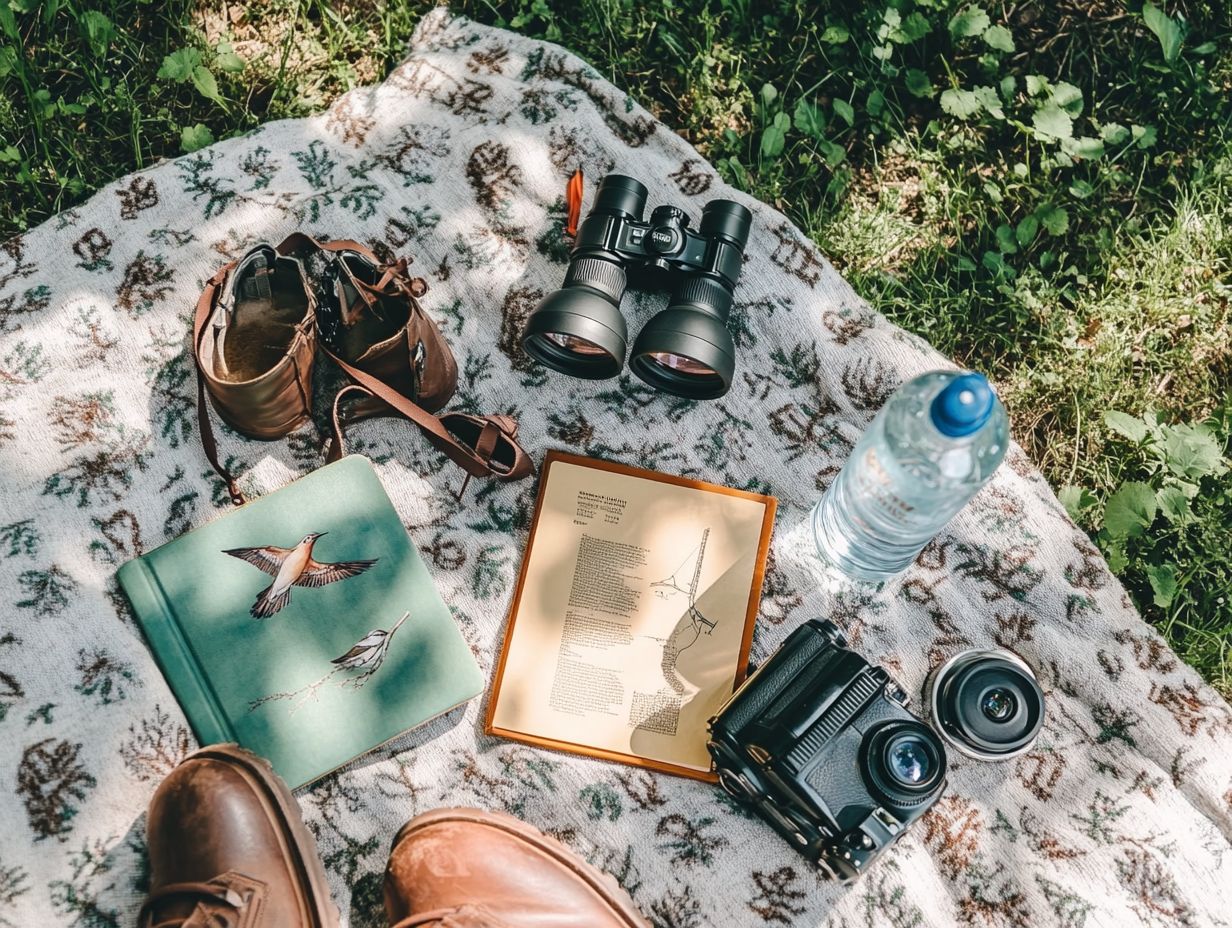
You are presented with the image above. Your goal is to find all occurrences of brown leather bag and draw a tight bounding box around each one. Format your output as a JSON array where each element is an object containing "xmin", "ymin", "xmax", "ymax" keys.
[
  {"xmin": 303, "ymin": 239, "xmax": 458, "ymax": 418},
  {"xmin": 195, "ymin": 243, "xmax": 318, "ymax": 440},
  {"xmin": 192, "ymin": 233, "xmax": 532, "ymax": 504}
]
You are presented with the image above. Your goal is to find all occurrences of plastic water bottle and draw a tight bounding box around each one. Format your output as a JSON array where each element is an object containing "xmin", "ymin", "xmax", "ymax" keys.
[{"xmin": 812, "ymin": 370, "xmax": 1009, "ymax": 583}]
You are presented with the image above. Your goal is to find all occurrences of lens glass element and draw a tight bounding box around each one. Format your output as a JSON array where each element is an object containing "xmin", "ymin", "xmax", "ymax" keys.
[
  {"xmin": 646, "ymin": 351, "xmax": 717, "ymax": 377},
  {"xmin": 544, "ymin": 332, "xmax": 609, "ymax": 357},
  {"xmin": 863, "ymin": 722, "xmax": 947, "ymax": 807},
  {"xmin": 980, "ymin": 687, "xmax": 1017, "ymax": 723},
  {"xmin": 887, "ymin": 738, "xmax": 932, "ymax": 786}
]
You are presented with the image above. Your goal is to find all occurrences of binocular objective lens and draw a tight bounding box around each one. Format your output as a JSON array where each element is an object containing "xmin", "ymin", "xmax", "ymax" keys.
[
  {"xmin": 645, "ymin": 351, "xmax": 718, "ymax": 378},
  {"xmin": 888, "ymin": 738, "xmax": 932, "ymax": 786},
  {"xmin": 543, "ymin": 332, "xmax": 610, "ymax": 357},
  {"xmin": 980, "ymin": 687, "xmax": 1017, "ymax": 722}
]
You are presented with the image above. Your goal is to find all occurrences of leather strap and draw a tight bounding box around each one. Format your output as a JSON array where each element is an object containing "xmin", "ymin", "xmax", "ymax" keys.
[
  {"xmin": 355, "ymin": 254, "xmax": 428, "ymax": 301},
  {"xmin": 565, "ymin": 168, "xmax": 584, "ymax": 237},
  {"xmin": 306, "ymin": 238, "xmax": 529, "ymax": 484},
  {"xmin": 192, "ymin": 233, "xmax": 532, "ymax": 505},
  {"xmin": 328, "ymin": 381, "xmax": 529, "ymax": 483},
  {"xmin": 193, "ymin": 263, "xmax": 245, "ymax": 504}
]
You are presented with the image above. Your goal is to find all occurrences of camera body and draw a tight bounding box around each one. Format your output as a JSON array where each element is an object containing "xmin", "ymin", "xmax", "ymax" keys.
[
  {"xmin": 708, "ymin": 620, "xmax": 948, "ymax": 882},
  {"xmin": 522, "ymin": 174, "xmax": 751, "ymax": 399}
]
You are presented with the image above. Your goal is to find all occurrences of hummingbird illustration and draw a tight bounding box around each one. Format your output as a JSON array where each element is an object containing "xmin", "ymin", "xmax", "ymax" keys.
[{"xmin": 223, "ymin": 532, "xmax": 377, "ymax": 619}]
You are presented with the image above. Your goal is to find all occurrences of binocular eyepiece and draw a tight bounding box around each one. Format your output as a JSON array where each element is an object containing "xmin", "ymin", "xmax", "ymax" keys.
[{"xmin": 522, "ymin": 174, "xmax": 752, "ymax": 400}]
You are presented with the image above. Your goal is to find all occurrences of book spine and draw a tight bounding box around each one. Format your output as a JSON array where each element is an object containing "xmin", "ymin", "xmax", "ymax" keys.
[{"xmin": 117, "ymin": 557, "xmax": 236, "ymax": 746}]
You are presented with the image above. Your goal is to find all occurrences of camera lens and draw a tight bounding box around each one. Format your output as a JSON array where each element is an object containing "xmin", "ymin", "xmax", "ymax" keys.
[
  {"xmin": 927, "ymin": 650, "xmax": 1045, "ymax": 761},
  {"xmin": 980, "ymin": 687, "xmax": 1017, "ymax": 722},
  {"xmin": 887, "ymin": 737, "xmax": 933, "ymax": 785},
  {"xmin": 862, "ymin": 721, "xmax": 946, "ymax": 808}
]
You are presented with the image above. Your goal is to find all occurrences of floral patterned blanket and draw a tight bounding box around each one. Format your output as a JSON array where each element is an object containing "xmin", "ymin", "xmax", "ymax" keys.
[{"xmin": 1, "ymin": 10, "xmax": 1230, "ymax": 927}]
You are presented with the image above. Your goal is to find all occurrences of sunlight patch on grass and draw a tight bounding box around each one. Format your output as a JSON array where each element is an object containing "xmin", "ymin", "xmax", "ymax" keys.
[{"xmin": 1009, "ymin": 158, "xmax": 1232, "ymax": 486}]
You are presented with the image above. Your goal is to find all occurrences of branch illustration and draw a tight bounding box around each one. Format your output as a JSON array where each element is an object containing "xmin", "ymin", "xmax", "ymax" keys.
[{"xmin": 248, "ymin": 611, "xmax": 411, "ymax": 715}]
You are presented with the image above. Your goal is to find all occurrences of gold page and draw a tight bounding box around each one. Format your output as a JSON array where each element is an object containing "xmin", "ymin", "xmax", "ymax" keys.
[{"xmin": 490, "ymin": 457, "xmax": 773, "ymax": 774}]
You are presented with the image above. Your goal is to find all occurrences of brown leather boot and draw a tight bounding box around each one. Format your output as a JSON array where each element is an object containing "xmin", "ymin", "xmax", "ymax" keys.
[
  {"xmin": 140, "ymin": 744, "xmax": 337, "ymax": 928},
  {"xmin": 383, "ymin": 808, "xmax": 650, "ymax": 928}
]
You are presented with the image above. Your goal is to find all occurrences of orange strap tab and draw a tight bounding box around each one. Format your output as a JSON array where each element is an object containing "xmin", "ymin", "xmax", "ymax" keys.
[{"xmin": 565, "ymin": 168, "xmax": 583, "ymax": 237}]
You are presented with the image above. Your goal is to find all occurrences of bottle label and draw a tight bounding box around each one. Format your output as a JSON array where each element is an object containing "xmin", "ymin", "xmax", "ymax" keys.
[{"xmin": 854, "ymin": 448, "xmax": 915, "ymax": 525}]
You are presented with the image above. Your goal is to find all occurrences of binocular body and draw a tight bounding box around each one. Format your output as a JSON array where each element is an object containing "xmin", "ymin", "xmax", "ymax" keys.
[{"xmin": 522, "ymin": 174, "xmax": 752, "ymax": 399}]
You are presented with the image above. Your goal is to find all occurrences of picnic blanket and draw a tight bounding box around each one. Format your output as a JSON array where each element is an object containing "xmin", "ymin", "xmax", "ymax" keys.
[{"xmin": 2, "ymin": 9, "xmax": 1230, "ymax": 927}]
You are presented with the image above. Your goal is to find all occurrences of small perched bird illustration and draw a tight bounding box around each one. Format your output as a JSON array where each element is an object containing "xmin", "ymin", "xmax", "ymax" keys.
[
  {"xmin": 330, "ymin": 611, "xmax": 410, "ymax": 684},
  {"xmin": 223, "ymin": 532, "xmax": 377, "ymax": 619}
]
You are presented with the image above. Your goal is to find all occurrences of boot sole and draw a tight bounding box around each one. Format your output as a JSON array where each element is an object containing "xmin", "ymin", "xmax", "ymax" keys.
[
  {"xmin": 185, "ymin": 744, "xmax": 340, "ymax": 928},
  {"xmin": 389, "ymin": 807, "xmax": 651, "ymax": 928}
]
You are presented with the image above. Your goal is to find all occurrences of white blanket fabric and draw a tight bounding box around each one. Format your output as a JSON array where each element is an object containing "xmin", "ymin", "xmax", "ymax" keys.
[{"xmin": 0, "ymin": 10, "xmax": 1229, "ymax": 927}]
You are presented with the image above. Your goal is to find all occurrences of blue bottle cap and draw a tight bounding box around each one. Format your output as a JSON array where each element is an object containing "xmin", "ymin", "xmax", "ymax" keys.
[{"xmin": 930, "ymin": 373, "xmax": 996, "ymax": 437}]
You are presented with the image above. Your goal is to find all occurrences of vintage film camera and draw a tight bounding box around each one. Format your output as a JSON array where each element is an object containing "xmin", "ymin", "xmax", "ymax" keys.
[
  {"xmin": 522, "ymin": 173, "xmax": 751, "ymax": 399},
  {"xmin": 708, "ymin": 620, "xmax": 948, "ymax": 882}
]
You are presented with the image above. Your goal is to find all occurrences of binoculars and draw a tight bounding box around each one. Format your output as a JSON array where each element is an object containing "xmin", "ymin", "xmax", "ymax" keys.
[{"xmin": 521, "ymin": 174, "xmax": 752, "ymax": 400}]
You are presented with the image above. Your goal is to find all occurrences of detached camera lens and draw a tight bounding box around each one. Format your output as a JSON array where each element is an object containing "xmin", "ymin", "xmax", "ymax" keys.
[
  {"xmin": 927, "ymin": 650, "xmax": 1045, "ymax": 761},
  {"xmin": 862, "ymin": 721, "xmax": 946, "ymax": 808}
]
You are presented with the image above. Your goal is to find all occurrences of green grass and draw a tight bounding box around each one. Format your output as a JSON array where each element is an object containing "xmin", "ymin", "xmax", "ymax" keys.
[{"xmin": 2, "ymin": 0, "xmax": 1230, "ymax": 693}]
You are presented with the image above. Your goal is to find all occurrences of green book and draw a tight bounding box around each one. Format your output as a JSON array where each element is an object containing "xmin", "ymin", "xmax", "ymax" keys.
[{"xmin": 118, "ymin": 455, "xmax": 482, "ymax": 788}]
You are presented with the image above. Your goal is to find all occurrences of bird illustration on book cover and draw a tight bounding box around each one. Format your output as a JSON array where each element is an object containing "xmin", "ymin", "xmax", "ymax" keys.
[{"xmin": 223, "ymin": 531, "xmax": 377, "ymax": 618}]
